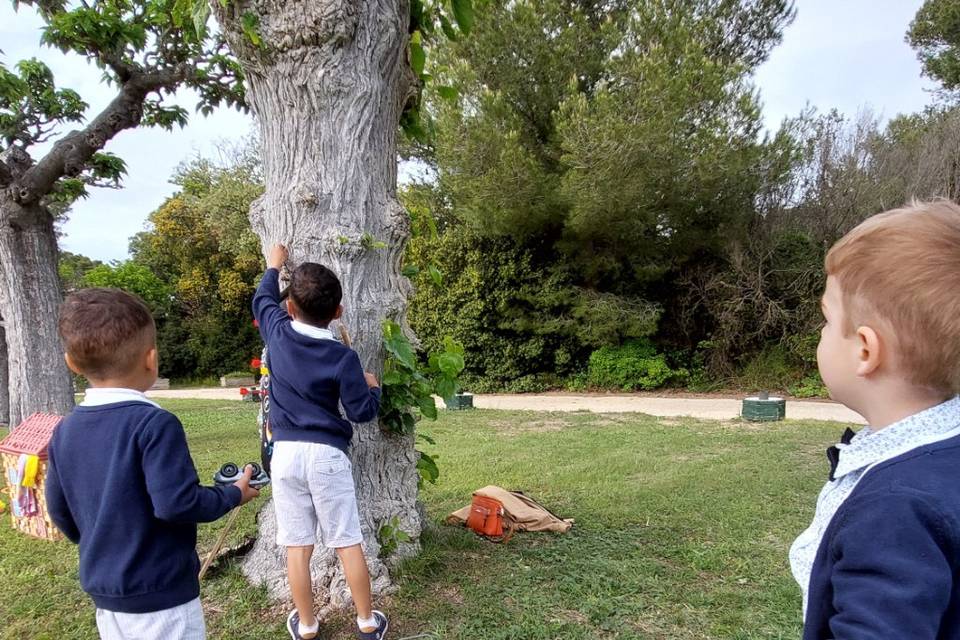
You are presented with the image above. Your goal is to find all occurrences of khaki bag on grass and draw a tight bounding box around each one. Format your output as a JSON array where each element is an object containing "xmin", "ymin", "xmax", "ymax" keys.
[{"xmin": 446, "ymin": 485, "xmax": 574, "ymax": 542}]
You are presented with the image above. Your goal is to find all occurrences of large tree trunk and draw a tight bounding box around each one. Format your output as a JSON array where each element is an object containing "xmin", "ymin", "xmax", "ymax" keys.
[
  {"xmin": 0, "ymin": 202, "xmax": 73, "ymax": 427},
  {"xmin": 0, "ymin": 320, "xmax": 9, "ymax": 427},
  {"xmin": 215, "ymin": 0, "xmax": 419, "ymax": 610}
]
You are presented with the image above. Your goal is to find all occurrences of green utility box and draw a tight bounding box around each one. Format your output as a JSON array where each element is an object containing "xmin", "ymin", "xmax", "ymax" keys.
[
  {"xmin": 742, "ymin": 393, "xmax": 786, "ymax": 422},
  {"xmin": 445, "ymin": 393, "xmax": 474, "ymax": 411}
]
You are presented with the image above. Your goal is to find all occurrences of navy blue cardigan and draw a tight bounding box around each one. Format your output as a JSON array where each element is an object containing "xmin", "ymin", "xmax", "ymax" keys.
[
  {"xmin": 46, "ymin": 403, "xmax": 241, "ymax": 613},
  {"xmin": 803, "ymin": 433, "xmax": 960, "ymax": 639},
  {"xmin": 252, "ymin": 268, "xmax": 381, "ymax": 454}
]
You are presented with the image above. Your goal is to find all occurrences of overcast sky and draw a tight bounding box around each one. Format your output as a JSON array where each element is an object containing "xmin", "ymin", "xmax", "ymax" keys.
[{"xmin": 1, "ymin": 0, "xmax": 938, "ymax": 263}]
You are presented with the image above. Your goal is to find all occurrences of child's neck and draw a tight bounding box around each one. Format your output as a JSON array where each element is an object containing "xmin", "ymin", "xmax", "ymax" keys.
[
  {"xmin": 856, "ymin": 382, "xmax": 951, "ymax": 431},
  {"xmin": 290, "ymin": 316, "xmax": 330, "ymax": 329},
  {"xmin": 87, "ymin": 378, "xmax": 153, "ymax": 394}
]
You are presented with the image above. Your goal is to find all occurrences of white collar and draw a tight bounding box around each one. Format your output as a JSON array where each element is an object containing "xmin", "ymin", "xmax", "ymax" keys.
[
  {"xmin": 81, "ymin": 387, "xmax": 160, "ymax": 408},
  {"xmin": 834, "ymin": 395, "xmax": 960, "ymax": 480},
  {"xmin": 290, "ymin": 320, "xmax": 336, "ymax": 341}
]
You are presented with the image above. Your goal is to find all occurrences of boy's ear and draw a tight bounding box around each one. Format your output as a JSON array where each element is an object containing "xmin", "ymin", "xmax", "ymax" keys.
[
  {"xmin": 333, "ymin": 304, "xmax": 343, "ymax": 320},
  {"xmin": 285, "ymin": 298, "xmax": 296, "ymax": 319},
  {"xmin": 855, "ymin": 325, "xmax": 883, "ymax": 377},
  {"xmin": 64, "ymin": 353, "xmax": 82, "ymax": 375},
  {"xmin": 146, "ymin": 346, "xmax": 158, "ymax": 371}
]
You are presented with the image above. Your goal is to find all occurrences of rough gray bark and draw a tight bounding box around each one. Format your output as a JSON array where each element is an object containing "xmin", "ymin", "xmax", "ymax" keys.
[
  {"xmin": 0, "ymin": 202, "xmax": 73, "ymax": 427},
  {"xmin": 0, "ymin": 320, "xmax": 9, "ymax": 427},
  {"xmin": 215, "ymin": 0, "xmax": 420, "ymax": 608}
]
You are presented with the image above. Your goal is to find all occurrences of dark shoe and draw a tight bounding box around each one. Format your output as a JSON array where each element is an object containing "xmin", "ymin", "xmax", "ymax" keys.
[
  {"xmin": 287, "ymin": 610, "xmax": 319, "ymax": 640},
  {"xmin": 357, "ymin": 611, "xmax": 388, "ymax": 640}
]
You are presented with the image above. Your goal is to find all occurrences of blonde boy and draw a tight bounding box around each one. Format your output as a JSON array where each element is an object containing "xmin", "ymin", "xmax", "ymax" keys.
[{"xmin": 790, "ymin": 200, "xmax": 960, "ymax": 638}]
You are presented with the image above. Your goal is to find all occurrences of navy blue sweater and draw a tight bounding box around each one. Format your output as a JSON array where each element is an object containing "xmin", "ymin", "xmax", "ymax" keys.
[
  {"xmin": 253, "ymin": 268, "xmax": 381, "ymax": 454},
  {"xmin": 45, "ymin": 402, "xmax": 241, "ymax": 613},
  {"xmin": 804, "ymin": 433, "xmax": 960, "ymax": 639}
]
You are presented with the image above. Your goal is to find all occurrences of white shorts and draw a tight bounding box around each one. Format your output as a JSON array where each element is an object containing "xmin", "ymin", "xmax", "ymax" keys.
[
  {"xmin": 271, "ymin": 441, "xmax": 363, "ymax": 548},
  {"xmin": 96, "ymin": 597, "xmax": 204, "ymax": 640}
]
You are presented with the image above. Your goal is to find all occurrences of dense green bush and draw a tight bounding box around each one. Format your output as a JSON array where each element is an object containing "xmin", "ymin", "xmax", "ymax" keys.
[
  {"xmin": 407, "ymin": 226, "xmax": 659, "ymax": 392},
  {"xmin": 789, "ymin": 374, "xmax": 828, "ymax": 398},
  {"xmin": 586, "ymin": 340, "xmax": 684, "ymax": 391}
]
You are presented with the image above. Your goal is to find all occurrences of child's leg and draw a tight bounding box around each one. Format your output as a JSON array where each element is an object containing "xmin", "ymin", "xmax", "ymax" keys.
[
  {"xmin": 307, "ymin": 445, "xmax": 383, "ymax": 633},
  {"xmin": 336, "ymin": 544, "xmax": 372, "ymax": 621},
  {"xmin": 287, "ymin": 545, "xmax": 316, "ymax": 626},
  {"xmin": 271, "ymin": 442, "xmax": 321, "ymax": 638}
]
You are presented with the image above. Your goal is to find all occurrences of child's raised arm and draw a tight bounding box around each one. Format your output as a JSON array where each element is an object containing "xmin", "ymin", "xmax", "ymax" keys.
[{"xmin": 252, "ymin": 243, "xmax": 290, "ymax": 339}]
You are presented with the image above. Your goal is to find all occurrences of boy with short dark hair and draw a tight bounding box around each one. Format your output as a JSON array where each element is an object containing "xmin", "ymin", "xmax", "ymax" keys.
[
  {"xmin": 46, "ymin": 288, "xmax": 260, "ymax": 640},
  {"xmin": 790, "ymin": 200, "xmax": 960, "ymax": 638},
  {"xmin": 253, "ymin": 244, "xmax": 386, "ymax": 640}
]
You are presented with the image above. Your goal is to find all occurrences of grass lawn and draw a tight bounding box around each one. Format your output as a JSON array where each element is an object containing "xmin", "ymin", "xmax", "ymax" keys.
[{"xmin": 0, "ymin": 400, "xmax": 845, "ymax": 639}]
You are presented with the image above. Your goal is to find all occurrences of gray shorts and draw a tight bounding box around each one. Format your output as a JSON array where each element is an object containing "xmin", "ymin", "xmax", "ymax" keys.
[{"xmin": 271, "ymin": 441, "xmax": 363, "ymax": 549}]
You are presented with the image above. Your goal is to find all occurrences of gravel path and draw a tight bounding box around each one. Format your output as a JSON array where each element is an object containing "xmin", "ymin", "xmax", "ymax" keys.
[{"xmin": 146, "ymin": 388, "xmax": 864, "ymax": 423}]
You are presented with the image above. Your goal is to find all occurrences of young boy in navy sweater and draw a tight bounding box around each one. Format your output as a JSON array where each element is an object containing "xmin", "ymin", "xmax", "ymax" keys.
[
  {"xmin": 253, "ymin": 244, "xmax": 387, "ymax": 640},
  {"xmin": 790, "ymin": 200, "xmax": 960, "ymax": 638},
  {"xmin": 45, "ymin": 288, "xmax": 260, "ymax": 640}
]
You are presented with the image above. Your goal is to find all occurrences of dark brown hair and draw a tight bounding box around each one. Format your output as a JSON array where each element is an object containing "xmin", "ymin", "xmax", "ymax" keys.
[
  {"xmin": 59, "ymin": 288, "xmax": 156, "ymax": 380},
  {"xmin": 287, "ymin": 263, "xmax": 342, "ymax": 325}
]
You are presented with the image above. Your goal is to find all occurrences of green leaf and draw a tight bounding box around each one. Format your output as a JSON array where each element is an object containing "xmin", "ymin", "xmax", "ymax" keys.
[
  {"xmin": 241, "ymin": 11, "xmax": 262, "ymax": 47},
  {"xmin": 435, "ymin": 377, "xmax": 456, "ymax": 401},
  {"xmin": 418, "ymin": 395, "xmax": 438, "ymax": 420},
  {"xmin": 438, "ymin": 352, "xmax": 465, "ymax": 377},
  {"xmin": 400, "ymin": 107, "xmax": 430, "ymax": 144},
  {"xmin": 402, "ymin": 264, "xmax": 420, "ymax": 277},
  {"xmin": 416, "ymin": 450, "xmax": 440, "ymax": 484},
  {"xmin": 382, "ymin": 370, "xmax": 406, "ymax": 385},
  {"xmin": 417, "ymin": 432, "xmax": 437, "ymax": 445},
  {"xmin": 410, "ymin": 0, "xmax": 426, "ymax": 31},
  {"xmin": 451, "ymin": 0, "xmax": 474, "ymax": 36},
  {"xmin": 192, "ymin": 0, "xmax": 211, "ymax": 38},
  {"xmin": 428, "ymin": 264, "xmax": 442, "ymax": 286},
  {"xmin": 436, "ymin": 85, "xmax": 459, "ymax": 101},
  {"xmin": 443, "ymin": 336, "xmax": 465, "ymax": 356},
  {"xmin": 383, "ymin": 321, "xmax": 417, "ymax": 369},
  {"xmin": 410, "ymin": 31, "xmax": 426, "ymax": 77},
  {"xmin": 386, "ymin": 339, "xmax": 416, "ymax": 370},
  {"xmin": 381, "ymin": 414, "xmax": 402, "ymax": 433},
  {"xmin": 401, "ymin": 412, "xmax": 416, "ymax": 433},
  {"xmin": 439, "ymin": 13, "xmax": 459, "ymax": 41}
]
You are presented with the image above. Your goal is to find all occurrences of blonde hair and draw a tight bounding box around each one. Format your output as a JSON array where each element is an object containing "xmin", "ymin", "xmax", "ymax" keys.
[{"xmin": 825, "ymin": 199, "xmax": 960, "ymax": 394}]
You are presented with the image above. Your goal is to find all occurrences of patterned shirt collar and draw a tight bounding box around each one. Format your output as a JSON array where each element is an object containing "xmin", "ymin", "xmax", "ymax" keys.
[
  {"xmin": 833, "ymin": 395, "xmax": 960, "ymax": 480},
  {"xmin": 290, "ymin": 320, "xmax": 336, "ymax": 341}
]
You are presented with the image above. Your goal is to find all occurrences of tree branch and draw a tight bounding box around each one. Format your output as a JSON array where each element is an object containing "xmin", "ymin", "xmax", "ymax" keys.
[
  {"xmin": 15, "ymin": 65, "xmax": 192, "ymax": 205},
  {"xmin": 97, "ymin": 48, "xmax": 136, "ymax": 84}
]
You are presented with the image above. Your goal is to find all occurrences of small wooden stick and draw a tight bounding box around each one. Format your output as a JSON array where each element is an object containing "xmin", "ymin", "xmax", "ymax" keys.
[
  {"xmin": 338, "ymin": 323, "xmax": 352, "ymax": 348},
  {"xmin": 199, "ymin": 505, "xmax": 243, "ymax": 581}
]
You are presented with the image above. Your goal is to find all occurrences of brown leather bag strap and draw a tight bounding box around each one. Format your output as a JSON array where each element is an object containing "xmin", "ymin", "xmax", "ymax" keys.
[{"xmin": 487, "ymin": 513, "xmax": 517, "ymax": 544}]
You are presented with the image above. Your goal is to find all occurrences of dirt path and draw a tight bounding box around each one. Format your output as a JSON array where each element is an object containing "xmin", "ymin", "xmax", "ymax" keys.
[{"xmin": 146, "ymin": 388, "xmax": 865, "ymax": 423}]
